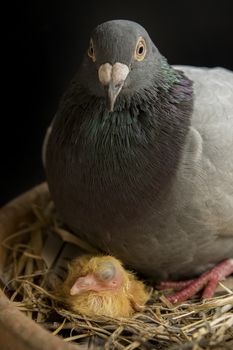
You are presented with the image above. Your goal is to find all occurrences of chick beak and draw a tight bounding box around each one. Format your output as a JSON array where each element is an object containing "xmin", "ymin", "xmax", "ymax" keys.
[
  {"xmin": 98, "ymin": 62, "xmax": 129, "ymax": 112},
  {"xmin": 70, "ymin": 274, "xmax": 97, "ymax": 295}
]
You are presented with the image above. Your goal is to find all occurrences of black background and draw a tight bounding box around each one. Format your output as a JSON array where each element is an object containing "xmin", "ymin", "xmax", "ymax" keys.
[{"xmin": 2, "ymin": 0, "xmax": 233, "ymax": 206}]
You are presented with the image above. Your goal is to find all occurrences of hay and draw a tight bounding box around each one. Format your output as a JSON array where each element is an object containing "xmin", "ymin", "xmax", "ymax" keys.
[{"xmin": 1, "ymin": 202, "xmax": 233, "ymax": 350}]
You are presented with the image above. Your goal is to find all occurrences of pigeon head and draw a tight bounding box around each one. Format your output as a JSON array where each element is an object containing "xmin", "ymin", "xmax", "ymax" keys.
[{"xmin": 78, "ymin": 20, "xmax": 161, "ymax": 111}]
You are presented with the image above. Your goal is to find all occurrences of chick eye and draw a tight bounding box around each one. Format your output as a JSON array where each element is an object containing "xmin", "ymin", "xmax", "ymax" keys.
[
  {"xmin": 134, "ymin": 37, "xmax": 147, "ymax": 61},
  {"xmin": 88, "ymin": 39, "xmax": 96, "ymax": 62},
  {"xmin": 96, "ymin": 262, "xmax": 116, "ymax": 281}
]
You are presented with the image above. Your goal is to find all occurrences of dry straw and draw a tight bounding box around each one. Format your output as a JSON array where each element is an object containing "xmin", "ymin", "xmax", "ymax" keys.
[{"xmin": 1, "ymin": 202, "xmax": 233, "ymax": 350}]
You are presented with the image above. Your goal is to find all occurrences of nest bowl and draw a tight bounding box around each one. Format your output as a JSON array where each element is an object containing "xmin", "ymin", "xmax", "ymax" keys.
[{"xmin": 0, "ymin": 183, "xmax": 78, "ymax": 350}]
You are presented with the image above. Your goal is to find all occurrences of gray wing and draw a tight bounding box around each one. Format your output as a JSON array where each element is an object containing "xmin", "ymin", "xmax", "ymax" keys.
[
  {"xmin": 142, "ymin": 66, "xmax": 233, "ymax": 278},
  {"xmin": 173, "ymin": 66, "xmax": 233, "ymax": 239}
]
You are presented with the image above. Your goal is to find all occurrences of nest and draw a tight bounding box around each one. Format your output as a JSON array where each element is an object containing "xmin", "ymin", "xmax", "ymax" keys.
[{"xmin": 1, "ymin": 201, "xmax": 233, "ymax": 350}]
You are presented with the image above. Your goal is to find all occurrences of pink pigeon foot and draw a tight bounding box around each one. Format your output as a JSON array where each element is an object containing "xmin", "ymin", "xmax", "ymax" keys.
[{"xmin": 160, "ymin": 259, "xmax": 233, "ymax": 303}]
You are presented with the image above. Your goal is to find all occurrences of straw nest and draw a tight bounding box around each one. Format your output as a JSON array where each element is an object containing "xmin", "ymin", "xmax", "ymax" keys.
[{"xmin": 1, "ymin": 201, "xmax": 233, "ymax": 350}]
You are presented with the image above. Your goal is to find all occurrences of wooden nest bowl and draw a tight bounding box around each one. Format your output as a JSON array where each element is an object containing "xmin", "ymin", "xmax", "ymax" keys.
[{"xmin": 0, "ymin": 183, "xmax": 79, "ymax": 350}]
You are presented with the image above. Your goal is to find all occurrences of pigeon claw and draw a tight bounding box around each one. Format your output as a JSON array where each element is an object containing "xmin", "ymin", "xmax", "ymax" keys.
[{"xmin": 160, "ymin": 259, "xmax": 233, "ymax": 304}]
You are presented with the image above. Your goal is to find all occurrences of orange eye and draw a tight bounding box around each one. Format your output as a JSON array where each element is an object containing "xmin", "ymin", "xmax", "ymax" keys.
[
  {"xmin": 88, "ymin": 39, "xmax": 96, "ymax": 61},
  {"xmin": 134, "ymin": 37, "xmax": 147, "ymax": 61}
]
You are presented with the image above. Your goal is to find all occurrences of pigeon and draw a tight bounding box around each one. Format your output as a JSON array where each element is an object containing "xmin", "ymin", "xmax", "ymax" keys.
[
  {"xmin": 56, "ymin": 255, "xmax": 149, "ymax": 318},
  {"xmin": 44, "ymin": 20, "xmax": 233, "ymax": 302}
]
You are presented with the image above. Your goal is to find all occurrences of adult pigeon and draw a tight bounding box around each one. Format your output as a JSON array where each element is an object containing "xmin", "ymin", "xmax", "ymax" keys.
[{"xmin": 44, "ymin": 20, "xmax": 233, "ymax": 302}]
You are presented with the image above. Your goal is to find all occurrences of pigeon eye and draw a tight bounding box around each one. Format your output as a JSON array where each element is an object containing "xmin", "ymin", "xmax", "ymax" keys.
[
  {"xmin": 135, "ymin": 37, "xmax": 147, "ymax": 61},
  {"xmin": 88, "ymin": 39, "xmax": 96, "ymax": 62}
]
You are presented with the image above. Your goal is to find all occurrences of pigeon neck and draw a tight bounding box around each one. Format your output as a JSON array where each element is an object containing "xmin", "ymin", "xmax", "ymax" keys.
[{"xmin": 48, "ymin": 67, "xmax": 193, "ymax": 227}]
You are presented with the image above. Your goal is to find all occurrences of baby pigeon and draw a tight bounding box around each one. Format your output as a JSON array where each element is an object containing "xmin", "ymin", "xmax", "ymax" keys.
[
  {"xmin": 57, "ymin": 255, "xmax": 149, "ymax": 318},
  {"xmin": 45, "ymin": 20, "xmax": 233, "ymax": 302}
]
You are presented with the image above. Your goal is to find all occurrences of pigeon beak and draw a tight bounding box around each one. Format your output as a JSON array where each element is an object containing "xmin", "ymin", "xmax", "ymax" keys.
[
  {"xmin": 104, "ymin": 81, "xmax": 124, "ymax": 112},
  {"xmin": 98, "ymin": 63, "xmax": 129, "ymax": 112}
]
